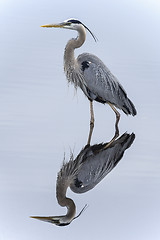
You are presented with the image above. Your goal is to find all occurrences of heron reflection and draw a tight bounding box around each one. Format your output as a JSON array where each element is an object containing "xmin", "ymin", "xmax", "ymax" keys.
[{"xmin": 31, "ymin": 132, "xmax": 135, "ymax": 226}]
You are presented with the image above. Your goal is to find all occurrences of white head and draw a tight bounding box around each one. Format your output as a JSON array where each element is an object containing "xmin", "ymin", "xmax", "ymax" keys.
[
  {"xmin": 41, "ymin": 18, "xmax": 97, "ymax": 42},
  {"xmin": 30, "ymin": 204, "xmax": 88, "ymax": 227}
]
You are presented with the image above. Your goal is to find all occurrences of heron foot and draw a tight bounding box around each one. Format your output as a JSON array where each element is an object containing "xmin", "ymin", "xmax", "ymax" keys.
[{"xmin": 104, "ymin": 131, "xmax": 119, "ymax": 149}]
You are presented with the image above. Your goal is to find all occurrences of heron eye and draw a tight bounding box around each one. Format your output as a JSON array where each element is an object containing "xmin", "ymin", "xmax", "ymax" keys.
[{"xmin": 65, "ymin": 22, "xmax": 71, "ymax": 26}]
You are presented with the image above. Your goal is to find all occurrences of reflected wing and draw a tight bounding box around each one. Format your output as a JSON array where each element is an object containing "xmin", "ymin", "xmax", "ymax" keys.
[
  {"xmin": 70, "ymin": 133, "xmax": 135, "ymax": 193},
  {"xmin": 77, "ymin": 53, "xmax": 136, "ymax": 115}
]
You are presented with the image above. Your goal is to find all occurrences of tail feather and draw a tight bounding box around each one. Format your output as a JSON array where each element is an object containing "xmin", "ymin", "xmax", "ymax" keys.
[
  {"xmin": 122, "ymin": 98, "xmax": 137, "ymax": 116},
  {"xmin": 111, "ymin": 132, "xmax": 135, "ymax": 149},
  {"xmin": 109, "ymin": 133, "xmax": 135, "ymax": 166}
]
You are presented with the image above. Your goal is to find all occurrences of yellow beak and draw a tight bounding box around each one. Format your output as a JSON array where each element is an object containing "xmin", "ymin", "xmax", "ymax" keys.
[
  {"xmin": 41, "ymin": 23, "xmax": 65, "ymax": 28},
  {"xmin": 30, "ymin": 216, "xmax": 58, "ymax": 224}
]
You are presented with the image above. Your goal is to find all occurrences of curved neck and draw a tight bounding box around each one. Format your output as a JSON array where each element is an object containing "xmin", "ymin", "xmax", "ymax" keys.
[
  {"xmin": 61, "ymin": 197, "xmax": 76, "ymax": 221},
  {"xmin": 64, "ymin": 25, "xmax": 86, "ymax": 69},
  {"xmin": 56, "ymin": 181, "xmax": 76, "ymax": 221}
]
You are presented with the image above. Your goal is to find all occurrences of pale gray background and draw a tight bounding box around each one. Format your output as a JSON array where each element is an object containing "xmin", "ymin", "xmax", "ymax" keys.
[{"xmin": 0, "ymin": 0, "xmax": 160, "ymax": 239}]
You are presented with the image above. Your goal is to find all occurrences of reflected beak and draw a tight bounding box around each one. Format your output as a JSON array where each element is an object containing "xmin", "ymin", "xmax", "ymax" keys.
[
  {"xmin": 30, "ymin": 216, "xmax": 71, "ymax": 226},
  {"xmin": 30, "ymin": 216, "xmax": 58, "ymax": 224}
]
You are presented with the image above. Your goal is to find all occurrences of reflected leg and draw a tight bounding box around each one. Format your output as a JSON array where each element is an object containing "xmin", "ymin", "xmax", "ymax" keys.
[{"xmin": 87, "ymin": 100, "xmax": 94, "ymax": 145}]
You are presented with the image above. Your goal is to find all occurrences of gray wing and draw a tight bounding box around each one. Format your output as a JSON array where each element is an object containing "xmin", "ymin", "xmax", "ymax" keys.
[
  {"xmin": 70, "ymin": 133, "xmax": 135, "ymax": 193},
  {"xmin": 77, "ymin": 53, "xmax": 136, "ymax": 115}
]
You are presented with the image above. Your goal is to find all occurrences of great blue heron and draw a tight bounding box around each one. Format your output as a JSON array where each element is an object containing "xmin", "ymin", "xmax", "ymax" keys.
[
  {"xmin": 41, "ymin": 19, "xmax": 137, "ymax": 144},
  {"xmin": 31, "ymin": 132, "xmax": 135, "ymax": 226}
]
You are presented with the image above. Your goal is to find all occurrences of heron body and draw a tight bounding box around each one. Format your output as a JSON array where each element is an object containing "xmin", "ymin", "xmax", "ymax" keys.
[
  {"xmin": 41, "ymin": 19, "xmax": 136, "ymax": 144},
  {"xmin": 31, "ymin": 132, "xmax": 135, "ymax": 226},
  {"xmin": 77, "ymin": 53, "xmax": 136, "ymax": 115},
  {"xmin": 64, "ymin": 30, "xmax": 136, "ymax": 116}
]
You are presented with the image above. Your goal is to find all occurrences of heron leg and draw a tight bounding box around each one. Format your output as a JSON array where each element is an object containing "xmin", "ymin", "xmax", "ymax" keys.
[
  {"xmin": 109, "ymin": 102, "xmax": 120, "ymax": 137},
  {"xmin": 87, "ymin": 100, "xmax": 94, "ymax": 145},
  {"xmin": 104, "ymin": 103, "xmax": 120, "ymax": 148}
]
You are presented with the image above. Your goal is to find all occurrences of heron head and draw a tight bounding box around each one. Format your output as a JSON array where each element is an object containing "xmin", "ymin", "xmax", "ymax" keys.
[
  {"xmin": 30, "ymin": 204, "xmax": 87, "ymax": 226},
  {"xmin": 41, "ymin": 18, "xmax": 97, "ymax": 42}
]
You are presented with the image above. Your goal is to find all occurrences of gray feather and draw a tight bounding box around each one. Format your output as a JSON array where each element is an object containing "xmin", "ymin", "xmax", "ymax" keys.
[
  {"xmin": 70, "ymin": 133, "xmax": 135, "ymax": 193},
  {"xmin": 77, "ymin": 53, "xmax": 136, "ymax": 115}
]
